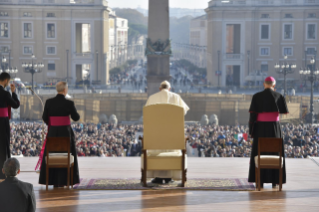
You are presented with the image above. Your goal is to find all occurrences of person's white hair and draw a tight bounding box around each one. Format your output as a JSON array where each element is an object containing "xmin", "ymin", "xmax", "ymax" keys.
[
  {"xmin": 56, "ymin": 81, "xmax": 68, "ymax": 93},
  {"xmin": 160, "ymin": 80, "xmax": 171, "ymax": 89}
]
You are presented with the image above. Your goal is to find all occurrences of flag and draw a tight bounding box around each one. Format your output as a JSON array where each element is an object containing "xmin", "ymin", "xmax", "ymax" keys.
[
  {"xmin": 234, "ymin": 133, "xmax": 243, "ymax": 140},
  {"xmin": 243, "ymin": 133, "xmax": 248, "ymax": 141}
]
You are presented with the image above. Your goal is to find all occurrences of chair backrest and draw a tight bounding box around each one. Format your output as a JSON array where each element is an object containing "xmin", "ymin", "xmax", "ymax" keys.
[
  {"xmin": 143, "ymin": 104, "xmax": 185, "ymax": 150},
  {"xmin": 258, "ymin": 138, "xmax": 283, "ymax": 155},
  {"xmin": 46, "ymin": 137, "xmax": 70, "ymax": 154}
]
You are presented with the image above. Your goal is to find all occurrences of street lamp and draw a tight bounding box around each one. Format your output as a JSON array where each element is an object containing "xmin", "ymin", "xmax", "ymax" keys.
[
  {"xmin": 22, "ymin": 54, "xmax": 44, "ymax": 92},
  {"xmin": 6, "ymin": 67, "xmax": 18, "ymax": 77},
  {"xmin": 274, "ymin": 55, "xmax": 296, "ymax": 97},
  {"xmin": 299, "ymin": 50, "xmax": 318, "ymax": 124},
  {"xmin": 0, "ymin": 56, "xmax": 18, "ymax": 78},
  {"xmin": 0, "ymin": 55, "xmax": 7, "ymax": 72}
]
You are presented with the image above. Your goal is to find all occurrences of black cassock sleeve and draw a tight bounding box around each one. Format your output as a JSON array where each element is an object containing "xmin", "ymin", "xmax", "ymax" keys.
[
  {"xmin": 249, "ymin": 113, "xmax": 257, "ymax": 137},
  {"xmin": 70, "ymin": 101, "xmax": 80, "ymax": 122},
  {"xmin": 5, "ymin": 92, "xmax": 20, "ymax": 109},
  {"xmin": 42, "ymin": 101, "xmax": 49, "ymax": 125},
  {"xmin": 249, "ymin": 95, "xmax": 256, "ymax": 112},
  {"xmin": 278, "ymin": 95, "xmax": 289, "ymax": 114},
  {"xmin": 248, "ymin": 95, "xmax": 257, "ymax": 137}
]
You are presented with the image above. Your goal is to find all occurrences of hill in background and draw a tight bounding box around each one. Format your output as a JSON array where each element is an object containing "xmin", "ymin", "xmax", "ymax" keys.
[
  {"xmin": 113, "ymin": 8, "xmax": 147, "ymax": 25},
  {"xmin": 113, "ymin": 8, "xmax": 194, "ymax": 44}
]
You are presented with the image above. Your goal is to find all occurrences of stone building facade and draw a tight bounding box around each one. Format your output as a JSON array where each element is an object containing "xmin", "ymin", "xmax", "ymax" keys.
[
  {"xmin": 0, "ymin": 0, "xmax": 109, "ymax": 85},
  {"xmin": 206, "ymin": 0, "xmax": 319, "ymax": 87}
]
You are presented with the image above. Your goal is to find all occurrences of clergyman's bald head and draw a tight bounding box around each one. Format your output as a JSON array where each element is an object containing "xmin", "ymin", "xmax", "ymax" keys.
[{"xmin": 56, "ymin": 81, "xmax": 68, "ymax": 93}]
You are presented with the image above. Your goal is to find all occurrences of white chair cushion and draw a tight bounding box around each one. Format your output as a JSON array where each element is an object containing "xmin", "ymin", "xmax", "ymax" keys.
[
  {"xmin": 147, "ymin": 151, "xmax": 182, "ymax": 157},
  {"xmin": 141, "ymin": 151, "xmax": 187, "ymax": 170},
  {"xmin": 46, "ymin": 153, "xmax": 74, "ymax": 166},
  {"xmin": 254, "ymin": 155, "xmax": 283, "ymax": 168}
]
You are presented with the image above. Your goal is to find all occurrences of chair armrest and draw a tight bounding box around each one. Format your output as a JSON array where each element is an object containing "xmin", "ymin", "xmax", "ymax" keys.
[{"xmin": 184, "ymin": 137, "xmax": 189, "ymax": 153}]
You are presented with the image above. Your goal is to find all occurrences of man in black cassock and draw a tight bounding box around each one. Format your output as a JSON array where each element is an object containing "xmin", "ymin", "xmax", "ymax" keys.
[
  {"xmin": 0, "ymin": 73, "xmax": 20, "ymax": 180},
  {"xmin": 38, "ymin": 82, "xmax": 80, "ymax": 187},
  {"xmin": 248, "ymin": 76, "xmax": 288, "ymax": 188}
]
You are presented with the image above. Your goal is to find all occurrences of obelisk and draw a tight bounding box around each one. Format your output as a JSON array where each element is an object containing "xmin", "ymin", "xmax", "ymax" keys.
[{"xmin": 146, "ymin": 0, "xmax": 172, "ymax": 96}]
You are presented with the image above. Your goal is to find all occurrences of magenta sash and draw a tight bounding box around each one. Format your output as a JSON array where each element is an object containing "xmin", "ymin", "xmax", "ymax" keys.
[
  {"xmin": 0, "ymin": 107, "xmax": 8, "ymax": 117},
  {"xmin": 35, "ymin": 116, "xmax": 71, "ymax": 171},
  {"xmin": 257, "ymin": 112, "xmax": 280, "ymax": 122},
  {"xmin": 49, "ymin": 116, "xmax": 71, "ymax": 126}
]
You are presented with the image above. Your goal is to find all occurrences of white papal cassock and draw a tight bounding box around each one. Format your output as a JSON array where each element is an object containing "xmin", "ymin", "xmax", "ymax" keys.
[{"xmin": 145, "ymin": 89, "xmax": 189, "ymax": 180}]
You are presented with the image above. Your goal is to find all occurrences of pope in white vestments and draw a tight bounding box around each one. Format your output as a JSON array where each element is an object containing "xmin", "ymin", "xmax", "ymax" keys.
[{"xmin": 144, "ymin": 80, "xmax": 189, "ymax": 184}]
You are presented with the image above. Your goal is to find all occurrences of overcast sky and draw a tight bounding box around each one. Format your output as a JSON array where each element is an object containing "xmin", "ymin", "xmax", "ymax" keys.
[{"xmin": 107, "ymin": 0, "xmax": 210, "ymax": 9}]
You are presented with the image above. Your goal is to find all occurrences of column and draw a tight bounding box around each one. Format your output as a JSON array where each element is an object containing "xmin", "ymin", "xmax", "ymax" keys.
[{"xmin": 146, "ymin": 0, "xmax": 171, "ymax": 96}]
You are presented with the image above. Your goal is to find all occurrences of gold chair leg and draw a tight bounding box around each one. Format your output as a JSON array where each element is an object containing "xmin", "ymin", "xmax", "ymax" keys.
[
  {"xmin": 46, "ymin": 166, "xmax": 49, "ymax": 191},
  {"xmin": 143, "ymin": 169, "xmax": 147, "ymax": 187},
  {"xmin": 279, "ymin": 168, "xmax": 283, "ymax": 191},
  {"xmin": 67, "ymin": 166, "xmax": 70, "ymax": 189},
  {"xmin": 258, "ymin": 168, "xmax": 261, "ymax": 191},
  {"xmin": 140, "ymin": 169, "xmax": 143, "ymax": 183},
  {"xmin": 185, "ymin": 169, "xmax": 188, "ymax": 182},
  {"xmin": 181, "ymin": 169, "xmax": 185, "ymax": 187},
  {"xmin": 255, "ymin": 167, "xmax": 258, "ymax": 190},
  {"xmin": 71, "ymin": 164, "xmax": 74, "ymax": 189}
]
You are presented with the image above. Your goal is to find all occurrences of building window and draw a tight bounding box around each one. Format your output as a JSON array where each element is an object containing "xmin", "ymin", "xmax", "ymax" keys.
[
  {"xmin": 48, "ymin": 63, "xmax": 55, "ymax": 71},
  {"xmin": 261, "ymin": 64, "xmax": 268, "ymax": 72},
  {"xmin": 47, "ymin": 23, "xmax": 55, "ymax": 38},
  {"xmin": 0, "ymin": 22, "xmax": 9, "ymax": 38},
  {"xmin": 109, "ymin": 19, "xmax": 114, "ymax": 29},
  {"xmin": 284, "ymin": 24, "xmax": 293, "ymax": 40},
  {"xmin": 306, "ymin": 47, "xmax": 316, "ymax": 55},
  {"xmin": 226, "ymin": 24, "xmax": 241, "ymax": 54},
  {"xmin": 307, "ymin": 24, "xmax": 316, "ymax": 39},
  {"xmin": 261, "ymin": 24, "xmax": 269, "ymax": 40},
  {"xmin": 47, "ymin": 13, "xmax": 55, "ymax": 17},
  {"xmin": 308, "ymin": 13, "xmax": 316, "ymax": 18},
  {"xmin": 23, "ymin": 12, "xmax": 32, "ymax": 17},
  {"xmin": 23, "ymin": 46, "xmax": 33, "ymax": 54},
  {"xmin": 23, "ymin": 23, "xmax": 32, "ymax": 38},
  {"xmin": 0, "ymin": 12, "xmax": 8, "ymax": 17},
  {"xmin": 283, "ymin": 47, "xmax": 293, "ymax": 56},
  {"xmin": 260, "ymin": 47, "xmax": 270, "ymax": 56},
  {"xmin": 284, "ymin": 14, "xmax": 293, "ymax": 18},
  {"xmin": 47, "ymin": 46, "xmax": 56, "ymax": 54},
  {"xmin": 261, "ymin": 14, "xmax": 269, "ymax": 18},
  {"xmin": 75, "ymin": 23, "xmax": 91, "ymax": 53},
  {"xmin": 0, "ymin": 46, "xmax": 9, "ymax": 54}
]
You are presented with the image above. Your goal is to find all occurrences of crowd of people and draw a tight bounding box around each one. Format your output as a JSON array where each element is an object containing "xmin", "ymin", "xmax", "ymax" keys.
[
  {"xmin": 186, "ymin": 124, "xmax": 319, "ymax": 158},
  {"xmin": 9, "ymin": 122, "xmax": 319, "ymax": 158}
]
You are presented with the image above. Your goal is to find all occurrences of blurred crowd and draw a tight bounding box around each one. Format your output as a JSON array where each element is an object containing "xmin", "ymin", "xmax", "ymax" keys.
[
  {"xmin": 186, "ymin": 124, "xmax": 319, "ymax": 158},
  {"xmin": 9, "ymin": 122, "xmax": 319, "ymax": 158}
]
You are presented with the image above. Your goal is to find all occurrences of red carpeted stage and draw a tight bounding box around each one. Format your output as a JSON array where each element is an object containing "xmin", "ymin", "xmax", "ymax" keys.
[{"xmin": 17, "ymin": 157, "xmax": 319, "ymax": 212}]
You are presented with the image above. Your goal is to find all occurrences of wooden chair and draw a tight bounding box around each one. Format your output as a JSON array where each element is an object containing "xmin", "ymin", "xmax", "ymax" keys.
[
  {"xmin": 45, "ymin": 137, "xmax": 74, "ymax": 191},
  {"xmin": 255, "ymin": 138, "xmax": 284, "ymax": 191},
  {"xmin": 140, "ymin": 104, "xmax": 188, "ymax": 187}
]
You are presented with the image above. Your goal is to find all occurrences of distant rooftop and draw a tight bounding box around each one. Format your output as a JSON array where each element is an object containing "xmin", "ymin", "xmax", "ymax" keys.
[
  {"xmin": 208, "ymin": 0, "xmax": 319, "ymax": 7},
  {"xmin": 0, "ymin": 0, "xmax": 108, "ymax": 6},
  {"xmin": 192, "ymin": 14, "xmax": 207, "ymax": 21}
]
